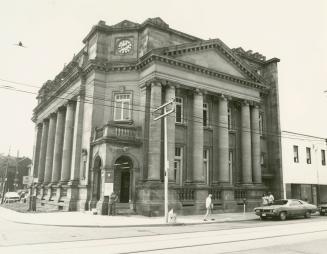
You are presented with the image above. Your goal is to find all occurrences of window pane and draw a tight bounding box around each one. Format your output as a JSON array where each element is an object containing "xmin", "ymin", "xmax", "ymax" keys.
[
  {"xmin": 114, "ymin": 101, "xmax": 122, "ymax": 120},
  {"xmin": 122, "ymin": 101, "xmax": 130, "ymax": 120},
  {"xmin": 176, "ymin": 105, "xmax": 182, "ymax": 123}
]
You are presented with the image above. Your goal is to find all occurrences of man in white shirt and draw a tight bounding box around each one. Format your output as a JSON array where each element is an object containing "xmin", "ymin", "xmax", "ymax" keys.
[
  {"xmin": 203, "ymin": 194, "xmax": 214, "ymax": 221},
  {"xmin": 268, "ymin": 192, "xmax": 274, "ymax": 205}
]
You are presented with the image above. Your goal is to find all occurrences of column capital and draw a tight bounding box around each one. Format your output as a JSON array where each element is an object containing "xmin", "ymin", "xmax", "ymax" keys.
[
  {"xmin": 242, "ymin": 100, "xmax": 250, "ymax": 106},
  {"xmin": 219, "ymin": 94, "xmax": 228, "ymax": 101},
  {"xmin": 49, "ymin": 112, "xmax": 57, "ymax": 118},
  {"xmin": 194, "ymin": 88, "xmax": 204, "ymax": 96}
]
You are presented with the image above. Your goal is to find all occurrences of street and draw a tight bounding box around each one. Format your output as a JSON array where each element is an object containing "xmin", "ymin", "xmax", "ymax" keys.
[{"xmin": 1, "ymin": 216, "xmax": 327, "ymax": 253}]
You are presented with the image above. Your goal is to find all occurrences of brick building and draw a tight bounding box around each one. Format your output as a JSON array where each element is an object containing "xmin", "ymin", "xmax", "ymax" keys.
[{"xmin": 31, "ymin": 17, "xmax": 283, "ymax": 215}]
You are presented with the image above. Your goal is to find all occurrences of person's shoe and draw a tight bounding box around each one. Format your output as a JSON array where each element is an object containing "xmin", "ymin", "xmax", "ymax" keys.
[
  {"xmin": 203, "ymin": 219, "xmax": 207, "ymax": 221},
  {"xmin": 211, "ymin": 218, "xmax": 215, "ymax": 221}
]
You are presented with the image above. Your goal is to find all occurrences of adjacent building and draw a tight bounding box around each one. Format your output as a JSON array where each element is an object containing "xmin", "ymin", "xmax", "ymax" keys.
[
  {"xmin": 30, "ymin": 17, "xmax": 282, "ymax": 215},
  {"xmin": 282, "ymin": 131, "xmax": 327, "ymax": 204}
]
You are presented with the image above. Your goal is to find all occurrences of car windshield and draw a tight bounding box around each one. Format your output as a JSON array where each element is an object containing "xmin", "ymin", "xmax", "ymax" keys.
[{"xmin": 273, "ymin": 200, "xmax": 288, "ymax": 205}]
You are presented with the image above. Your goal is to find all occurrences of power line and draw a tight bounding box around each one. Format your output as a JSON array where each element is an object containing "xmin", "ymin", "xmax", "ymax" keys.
[{"xmin": 0, "ymin": 84, "xmax": 326, "ymax": 144}]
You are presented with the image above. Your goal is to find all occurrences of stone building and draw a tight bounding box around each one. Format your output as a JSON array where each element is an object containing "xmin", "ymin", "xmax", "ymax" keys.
[{"xmin": 31, "ymin": 17, "xmax": 283, "ymax": 215}]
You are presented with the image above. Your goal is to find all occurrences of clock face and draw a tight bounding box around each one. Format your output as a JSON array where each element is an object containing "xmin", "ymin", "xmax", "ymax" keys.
[{"xmin": 117, "ymin": 39, "xmax": 132, "ymax": 54}]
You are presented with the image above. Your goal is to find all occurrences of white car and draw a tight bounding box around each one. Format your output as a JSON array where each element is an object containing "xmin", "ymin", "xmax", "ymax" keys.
[{"xmin": 3, "ymin": 192, "xmax": 20, "ymax": 203}]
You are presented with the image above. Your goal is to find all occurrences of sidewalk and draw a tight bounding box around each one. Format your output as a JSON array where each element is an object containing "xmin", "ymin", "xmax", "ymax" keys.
[{"xmin": 0, "ymin": 206, "xmax": 257, "ymax": 227}]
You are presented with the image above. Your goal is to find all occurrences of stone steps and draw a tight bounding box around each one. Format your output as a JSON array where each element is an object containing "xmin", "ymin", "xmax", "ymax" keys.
[{"xmin": 115, "ymin": 203, "xmax": 136, "ymax": 215}]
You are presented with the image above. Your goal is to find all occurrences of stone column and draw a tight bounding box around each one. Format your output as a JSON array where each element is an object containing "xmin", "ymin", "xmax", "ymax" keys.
[
  {"xmin": 251, "ymin": 104, "xmax": 262, "ymax": 184},
  {"xmin": 192, "ymin": 89, "xmax": 204, "ymax": 183},
  {"xmin": 51, "ymin": 107, "xmax": 66, "ymax": 183},
  {"xmin": 32, "ymin": 123, "xmax": 43, "ymax": 178},
  {"xmin": 218, "ymin": 95, "xmax": 229, "ymax": 183},
  {"xmin": 37, "ymin": 119, "xmax": 49, "ymax": 183},
  {"xmin": 71, "ymin": 96, "xmax": 85, "ymax": 183},
  {"xmin": 241, "ymin": 101, "xmax": 252, "ymax": 184},
  {"xmin": 61, "ymin": 101, "xmax": 76, "ymax": 183},
  {"xmin": 165, "ymin": 84, "xmax": 176, "ymax": 182},
  {"xmin": 43, "ymin": 113, "xmax": 57, "ymax": 184},
  {"xmin": 147, "ymin": 82, "xmax": 162, "ymax": 181}
]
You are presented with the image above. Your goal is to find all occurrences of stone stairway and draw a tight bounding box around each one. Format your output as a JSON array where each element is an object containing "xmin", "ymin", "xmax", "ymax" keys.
[{"xmin": 115, "ymin": 203, "xmax": 136, "ymax": 215}]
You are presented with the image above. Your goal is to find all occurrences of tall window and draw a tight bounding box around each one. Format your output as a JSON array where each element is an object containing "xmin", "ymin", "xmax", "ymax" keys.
[
  {"xmin": 203, "ymin": 103, "xmax": 208, "ymax": 127},
  {"xmin": 322, "ymin": 150, "xmax": 326, "ymax": 166},
  {"xmin": 293, "ymin": 145, "xmax": 299, "ymax": 163},
  {"xmin": 228, "ymin": 107, "xmax": 232, "ymax": 130},
  {"xmin": 306, "ymin": 147, "xmax": 311, "ymax": 164},
  {"xmin": 114, "ymin": 93, "xmax": 131, "ymax": 121},
  {"xmin": 229, "ymin": 150, "xmax": 233, "ymax": 183},
  {"xmin": 203, "ymin": 149, "xmax": 209, "ymax": 184},
  {"xmin": 261, "ymin": 152, "xmax": 266, "ymax": 167},
  {"xmin": 259, "ymin": 113, "xmax": 264, "ymax": 135},
  {"xmin": 174, "ymin": 147, "xmax": 183, "ymax": 185},
  {"xmin": 175, "ymin": 97, "xmax": 183, "ymax": 123}
]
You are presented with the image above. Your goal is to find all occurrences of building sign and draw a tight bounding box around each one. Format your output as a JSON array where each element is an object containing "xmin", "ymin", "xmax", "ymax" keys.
[
  {"xmin": 104, "ymin": 183, "xmax": 113, "ymax": 196},
  {"xmin": 23, "ymin": 176, "xmax": 33, "ymax": 185}
]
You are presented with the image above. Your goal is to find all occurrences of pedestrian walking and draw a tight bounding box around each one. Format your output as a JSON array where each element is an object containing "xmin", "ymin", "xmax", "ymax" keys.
[
  {"xmin": 268, "ymin": 192, "xmax": 274, "ymax": 205},
  {"xmin": 262, "ymin": 193, "xmax": 268, "ymax": 206},
  {"xmin": 108, "ymin": 191, "xmax": 119, "ymax": 216},
  {"xmin": 203, "ymin": 194, "xmax": 214, "ymax": 221}
]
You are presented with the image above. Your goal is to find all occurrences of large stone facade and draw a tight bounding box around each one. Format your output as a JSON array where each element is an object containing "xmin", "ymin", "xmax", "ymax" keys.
[{"xmin": 30, "ymin": 17, "xmax": 283, "ymax": 216}]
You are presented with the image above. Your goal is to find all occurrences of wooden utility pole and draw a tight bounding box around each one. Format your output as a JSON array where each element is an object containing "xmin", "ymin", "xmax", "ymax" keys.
[{"xmin": 1, "ymin": 148, "xmax": 11, "ymax": 204}]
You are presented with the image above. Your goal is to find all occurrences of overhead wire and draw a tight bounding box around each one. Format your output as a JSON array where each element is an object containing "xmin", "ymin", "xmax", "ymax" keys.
[{"xmin": 0, "ymin": 81, "xmax": 326, "ymax": 145}]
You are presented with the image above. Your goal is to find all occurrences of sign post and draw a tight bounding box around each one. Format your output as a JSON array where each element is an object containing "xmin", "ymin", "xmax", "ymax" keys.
[{"xmin": 153, "ymin": 98, "xmax": 175, "ymax": 223}]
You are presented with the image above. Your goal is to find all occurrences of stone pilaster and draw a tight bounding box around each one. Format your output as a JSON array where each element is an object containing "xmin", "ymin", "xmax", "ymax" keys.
[
  {"xmin": 241, "ymin": 101, "xmax": 252, "ymax": 184},
  {"xmin": 147, "ymin": 81, "xmax": 162, "ymax": 181},
  {"xmin": 32, "ymin": 123, "xmax": 43, "ymax": 178},
  {"xmin": 51, "ymin": 107, "xmax": 66, "ymax": 183},
  {"xmin": 37, "ymin": 119, "xmax": 49, "ymax": 183},
  {"xmin": 43, "ymin": 113, "xmax": 57, "ymax": 184},
  {"xmin": 251, "ymin": 104, "xmax": 261, "ymax": 184},
  {"xmin": 61, "ymin": 101, "xmax": 76, "ymax": 183},
  {"xmin": 165, "ymin": 84, "xmax": 176, "ymax": 182},
  {"xmin": 192, "ymin": 89, "xmax": 204, "ymax": 183},
  {"xmin": 218, "ymin": 95, "xmax": 229, "ymax": 183}
]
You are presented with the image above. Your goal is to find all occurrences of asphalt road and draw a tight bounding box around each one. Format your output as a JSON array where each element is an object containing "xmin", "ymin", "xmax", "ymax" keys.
[{"xmin": 1, "ymin": 215, "xmax": 327, "ymax": 253}]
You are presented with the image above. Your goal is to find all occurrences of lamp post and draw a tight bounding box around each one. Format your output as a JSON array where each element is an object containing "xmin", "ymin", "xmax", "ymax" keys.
[{"xmin": 153, "ymin": 98, "xmax": 175, "ymax": 223}]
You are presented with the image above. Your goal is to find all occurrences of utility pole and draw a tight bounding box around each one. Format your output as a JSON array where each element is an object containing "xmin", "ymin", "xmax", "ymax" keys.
[
  {"xmin": 1, "ymin": 148, "xmax": 11, "ymax": 204},
  {"xmin": 153, "ymin": 98, "xmax": 175, "ymax": 223}
]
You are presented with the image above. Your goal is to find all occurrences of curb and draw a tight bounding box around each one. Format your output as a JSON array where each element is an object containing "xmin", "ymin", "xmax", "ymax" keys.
[{"xmin": 0, "ymin": 207, "xmax": 257, "ymax": 228}]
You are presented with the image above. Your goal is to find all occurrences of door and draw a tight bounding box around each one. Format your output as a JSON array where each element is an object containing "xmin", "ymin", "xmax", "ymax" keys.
[{"xmin": 120, "ymin": 171, "xmax": 130, "ymax": 203}]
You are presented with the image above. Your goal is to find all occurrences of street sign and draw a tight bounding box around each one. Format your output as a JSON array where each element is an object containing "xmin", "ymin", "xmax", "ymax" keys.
[{"xmin": 23, "ymin": 176, "xmax": 33, "ymax": 185}]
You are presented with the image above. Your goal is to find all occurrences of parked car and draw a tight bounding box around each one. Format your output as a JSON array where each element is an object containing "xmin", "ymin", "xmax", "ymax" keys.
[
  {"xmin": 3, "ymin": 192, "xmax": 20, "ymax": 203},
  {"xmin": 254, "ymin": 199, "xmax": 317, "ymax": 221},
  {"xmin": 318, "ymin": 203, "xmax": 327, "ymax": 215}
]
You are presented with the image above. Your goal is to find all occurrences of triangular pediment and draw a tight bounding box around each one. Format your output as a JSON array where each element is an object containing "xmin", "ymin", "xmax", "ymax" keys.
[
  {"xmin": 112, "ymin": 20, "xmax": 139, "ymax": 29},
  {"xmin": 174, "ymin": 48, "xmax": 246, "ymax": 78}
]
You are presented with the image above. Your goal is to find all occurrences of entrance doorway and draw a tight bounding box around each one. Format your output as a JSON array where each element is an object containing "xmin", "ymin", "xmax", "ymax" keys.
[
  {"xmin": 120, "ymin": 171, "xmax": 130, "ymax": 203},
  {"xmin": 114, "ymin": 156, "xmax": 133, "ymax": 204}
]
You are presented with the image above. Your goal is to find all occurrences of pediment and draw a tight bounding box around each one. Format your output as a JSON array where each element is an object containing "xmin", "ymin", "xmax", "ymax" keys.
[{"xmin": 174, "ymin": 48, "xmax": 246, "ymax": 79}]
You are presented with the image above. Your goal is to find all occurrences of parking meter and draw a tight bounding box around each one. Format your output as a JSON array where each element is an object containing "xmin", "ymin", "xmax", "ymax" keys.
[{"xmin": 243, "ymin": 198, "xmax": 247, "ymax": 214}]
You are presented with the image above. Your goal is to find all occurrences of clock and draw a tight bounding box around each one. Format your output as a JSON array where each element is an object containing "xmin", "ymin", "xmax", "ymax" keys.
[{"xmin": 117, "ymin": 39, "xmax": 132, "ymax": 54}]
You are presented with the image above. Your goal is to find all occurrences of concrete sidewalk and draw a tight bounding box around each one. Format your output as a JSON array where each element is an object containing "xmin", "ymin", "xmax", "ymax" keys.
[{"xmin": 0, "ymin": 206, "xmax": 258, "ymax": 227}]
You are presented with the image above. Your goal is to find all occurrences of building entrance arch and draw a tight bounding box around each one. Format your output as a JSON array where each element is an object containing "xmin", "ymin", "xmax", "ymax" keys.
[{"xmin": 114, "ymin": 156, "xmax": 133, "ymax": 203}]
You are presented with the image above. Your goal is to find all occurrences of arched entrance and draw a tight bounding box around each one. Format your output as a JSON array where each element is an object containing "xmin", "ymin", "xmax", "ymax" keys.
[
  {"xmin": 114, "ymin": 156, "xmax": 133, "ymax": 203},
  {"xmin": 92, "ymin": 156, "xmax": 102, "ymax": 202}
]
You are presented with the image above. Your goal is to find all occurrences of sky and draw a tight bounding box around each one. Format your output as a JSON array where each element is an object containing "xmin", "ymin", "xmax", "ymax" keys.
[{"xmin": 0, "ymin": 0, "xmax": 326, "ymax": 158}]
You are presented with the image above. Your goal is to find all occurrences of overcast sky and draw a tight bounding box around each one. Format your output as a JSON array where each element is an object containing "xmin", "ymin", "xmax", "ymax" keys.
[{"xmin": 0, "ymin": 0, "xmax": 326, "ymax": 158}]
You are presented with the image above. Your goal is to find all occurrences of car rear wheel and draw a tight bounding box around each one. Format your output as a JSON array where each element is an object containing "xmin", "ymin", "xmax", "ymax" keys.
[
  {"xmin": 320, "ymin": 212, "xmax": 325, "ymax": 216},
  {"xmin": 260, "ymin": 216, "xmax": 267, "ymax": 220},
  {"xmin": 279, "ymin": 212, "xmax": 287, "ymax": 221},
  {"xmin": 304, "ymin": 211, "xmax": 311, "ymax": 218}
]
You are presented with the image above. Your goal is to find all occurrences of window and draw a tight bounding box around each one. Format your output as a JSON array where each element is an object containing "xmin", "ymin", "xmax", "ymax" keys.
[
  {"xmin": 322, "ymin": 150, "xmax": 326, "ymax": 166},
  {"xmin": 203, "ymin": 149, "xmax": 209, "ymax": 184},
  {"xmin": 261, "ymin": 152, "xmax": 266, "ymax": 167},
  {"xmin": 293, "ymin": 145, "xmax": 299, "ymax": 163},
  {"xmin": 306, "ymin": 147, "xmax": 311, "ymax": 164},
  {"xmin": 203, "ymin": 103, "xmax": 208, "ymax": 127},
  {"xmin": 259, "ymin": 113, "xmax": 264, "ymax": 135},
  {"xmin": 228, "ymin": 107, "xmax": 232, "ymax": 130},
  {"xmin": 174, "ymin": 147, "xmax": 183, "ymax": 185},
  {"xmin": 114, "ymin": 93, "xmax": 131, "ymax": 121},
  {"xmin": 229, "ymin": 150, "xmax": 233, "ymax": 182},
  {"xmin": 175, "ymin": 97, "xmax": 183, "ymax": 123}
]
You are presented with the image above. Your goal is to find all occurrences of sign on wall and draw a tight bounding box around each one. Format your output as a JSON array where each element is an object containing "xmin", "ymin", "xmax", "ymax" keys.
[
  {"xmin": 104, "ymin": 183, "xmax": 113, "ymax": 196},
  {"xmin": 23, "ymin": 176, "xmax": 33, "ymax": 185}
]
